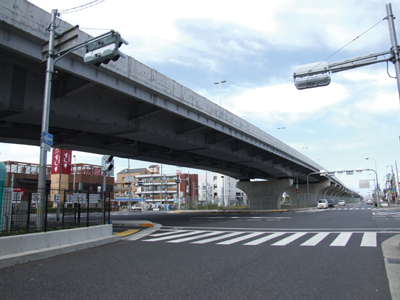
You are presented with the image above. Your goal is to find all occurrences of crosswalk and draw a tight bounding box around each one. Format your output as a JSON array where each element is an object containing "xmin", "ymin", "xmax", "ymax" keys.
[
  {"xmin": 142, "ymin": 229, "xmax": 382, "ymax": 247},
  {"xmin": 296, "ymin": 207, "xmax": 372, "ymax": 213}
]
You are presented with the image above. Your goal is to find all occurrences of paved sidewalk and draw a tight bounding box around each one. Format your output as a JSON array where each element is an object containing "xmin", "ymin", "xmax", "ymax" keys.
[{"xmin": 382, "ymin": 234, "xmax": 400, "ymax": 300}]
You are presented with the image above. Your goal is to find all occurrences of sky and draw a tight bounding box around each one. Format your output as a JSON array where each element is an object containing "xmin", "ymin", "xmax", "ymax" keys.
[{"xmin": 1, "ymin": 0, "xmax": 400, "ymax": 197}]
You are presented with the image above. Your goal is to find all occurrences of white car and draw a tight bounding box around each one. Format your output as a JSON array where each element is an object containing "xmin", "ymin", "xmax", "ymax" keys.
[
  {"xmin": 317, "ymin": 199, "xmax": 329, "ymax": 209},
  {"xmin": 338, "ymin": 200, "xmax": 345, "ymax": 206},
  {"xmin": 131, "ymin": 205, "xmax": 142, "ymax": 212}
]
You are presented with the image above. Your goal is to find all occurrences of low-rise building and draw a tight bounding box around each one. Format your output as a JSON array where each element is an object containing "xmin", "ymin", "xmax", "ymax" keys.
[{"xmin": 197, "ymin": 172, "xmax": 247, "ymax": 207}]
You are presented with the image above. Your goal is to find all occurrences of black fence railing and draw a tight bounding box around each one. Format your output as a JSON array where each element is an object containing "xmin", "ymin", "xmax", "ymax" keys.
[{"xmin": 0, "ymin": 187, "xmax": 111, "ymax": 235}]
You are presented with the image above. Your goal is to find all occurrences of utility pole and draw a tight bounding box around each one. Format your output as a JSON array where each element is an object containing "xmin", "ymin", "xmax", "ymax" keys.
[
  {"xmin": 37, "ymin": 9, "xmax": 58, "ymax": 229},
  {"xmin": 386, "ymin": 3, "xmax": 400, "ymax": 102}
]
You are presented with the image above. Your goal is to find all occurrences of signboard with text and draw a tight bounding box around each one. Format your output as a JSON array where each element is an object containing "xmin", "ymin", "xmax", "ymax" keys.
[{"xmin": 52, "ymin": 148, "xmax": 72, "ymax": 175}]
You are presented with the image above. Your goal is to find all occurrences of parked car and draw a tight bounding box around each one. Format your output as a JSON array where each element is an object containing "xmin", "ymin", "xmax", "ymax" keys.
[
  {"xmin": 317, "ymin": 199, "xmax": 329, "ymax": 209},
  {"xmin": 338, "ymin": 200, "xmax": 346, "ymax": 206},
  {"xmin": 327, "ymin": 199, "xmax": 334, "ymax": 208}
]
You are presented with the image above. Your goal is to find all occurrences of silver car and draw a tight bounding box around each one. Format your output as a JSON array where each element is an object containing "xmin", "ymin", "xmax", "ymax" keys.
[{"xmin": 317, "ymin": 199, "xmax": 328, "ymax": 209}]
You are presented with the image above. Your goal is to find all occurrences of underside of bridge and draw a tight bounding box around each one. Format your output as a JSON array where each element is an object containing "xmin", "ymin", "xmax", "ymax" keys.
[
  {"xmin": 0, "ymin": 1, "xmax": 360, "ymax": 210},
  {"xmin": 238, "ymin": 179, "xmax": 357, "ymax": 209},
  {"xmin": 0, "ymin": 30, "xmax": 321, "ymax": 183}
]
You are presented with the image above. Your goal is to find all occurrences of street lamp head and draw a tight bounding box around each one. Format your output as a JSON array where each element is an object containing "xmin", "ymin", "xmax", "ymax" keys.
[{"xmin": 365, "ymin": 158, "xmax": 369, "ymax": 160}]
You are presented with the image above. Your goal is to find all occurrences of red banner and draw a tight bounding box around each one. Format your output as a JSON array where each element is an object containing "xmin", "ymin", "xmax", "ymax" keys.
[{"xmin": 51, "ymin": 149, "xmax": 72, "ymax": 175}]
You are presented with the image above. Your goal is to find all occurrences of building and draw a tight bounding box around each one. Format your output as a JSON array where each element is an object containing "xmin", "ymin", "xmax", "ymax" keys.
[
  {"xmin": 135, "ymin": 171, "xmax": 198, "ymax": 208},
  {"xmin": 114, "ymin": 167, "xmax": 151, "ymax": 208},
  {"xmin": 2, "ymin": 161, "xmax": 51, "ymax": 199},
  {"xmin": 197, "ymin": 172, "xmax": 247, "ymax": 207},
  {"xmin": 2, "ymin": 152, "xmax": 114, "ymax": 205}
]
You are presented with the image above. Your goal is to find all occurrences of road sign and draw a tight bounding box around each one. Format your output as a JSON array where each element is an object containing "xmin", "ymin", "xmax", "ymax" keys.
[
  {"xmin": 42, "ymin": 131, "xmax": 53, "ymax": 145},
  {"xmin": 53, "ymin": 194, "xmax": 60, "ymax": 203},
  {"xmin": 124, "ymin": 177, "xmax": 133, "ymax": 182},
  {"xmin": 32, "ymin": 193, "xmax": 40, "ymax": 203}
]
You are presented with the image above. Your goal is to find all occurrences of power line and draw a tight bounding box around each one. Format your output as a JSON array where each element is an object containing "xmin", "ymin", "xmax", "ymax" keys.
[
  {"xmin": 311, "ymin": 17, "xmax": 387, "ymax": 72},
  {"xmin": 60, "ymin": 0, "xmax": 105, "ymax": 14}
]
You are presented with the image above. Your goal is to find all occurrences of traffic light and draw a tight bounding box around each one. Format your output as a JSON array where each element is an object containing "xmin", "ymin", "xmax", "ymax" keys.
[
  {"xmin": 84, "ymin": 31, "xmax": 129, "ymax": 67},
  {"xmin": 294, "ymin": 74, "xmax": 331, "ymax": 90},
  {"xmin": 293, "ymin": 61, "xmax": 331, "ymax": 90},
  {"xmin": 101, "ymin": 155, "xmax": 114, "ymax": 176},
  {"xmin": 175, "ymin": 179, "xmax": 181, "ymax": 184}
]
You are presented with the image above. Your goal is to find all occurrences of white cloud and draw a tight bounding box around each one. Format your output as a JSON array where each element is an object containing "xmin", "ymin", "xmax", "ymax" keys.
[{"xmin": 227, "ymin": 82, "xmax": 349, "ymax": 125}]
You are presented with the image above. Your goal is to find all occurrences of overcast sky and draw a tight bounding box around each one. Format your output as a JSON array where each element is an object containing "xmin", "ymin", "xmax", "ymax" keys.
[{"xmin": 2, "ymin": 0, "xmax": 400, "ymax": 197}]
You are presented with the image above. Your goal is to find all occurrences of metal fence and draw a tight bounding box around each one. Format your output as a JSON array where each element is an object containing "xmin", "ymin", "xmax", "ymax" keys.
[{"xmin": 0, "ymin": 186, "xmax": 111, "ymax": 235}]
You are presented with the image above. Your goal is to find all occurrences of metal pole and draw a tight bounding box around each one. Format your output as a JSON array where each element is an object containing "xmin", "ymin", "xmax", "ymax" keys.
[
  {"xmin": 128, "ymin": 159, "xmax": 131, "ymax": 212},
  {"xmin": 396, "ymin": 161, "xmax": 399, "ymax": 203},
  {"xmin": 103, "ymin": 171, "xmax": 106, "ymax": 223},
  {"xmin": 177, "ymin": 174, "xmax": 181, "ymax": 210},
  {"xmin": 366, "ymin": 158, "xmax": 380, "ymax": 208},
  {"xmin": 386, "ymin": 3, "xmax": 400, "ymax": 103},
  {"xmin": 73, "ymin": 155, "xmax": 76, "ymax": 192},
  {"xmin": 37, "ymin": 9, "xmax": 58, "ymax": 229}
]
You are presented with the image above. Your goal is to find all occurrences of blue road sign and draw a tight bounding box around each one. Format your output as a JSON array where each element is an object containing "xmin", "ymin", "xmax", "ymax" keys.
[{"xmin": 42, "ymin": 132, "xmax": 53, "ymax": 145}]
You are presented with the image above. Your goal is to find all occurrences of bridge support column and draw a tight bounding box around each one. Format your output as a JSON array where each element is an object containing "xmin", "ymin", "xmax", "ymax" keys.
[
  {"xmin": 285, "ymin": 180, "xmax": 331, "ymax": 208},
  {"xmin": 237, "ymin": 179, "xmax": 293, "ymax": 209}
]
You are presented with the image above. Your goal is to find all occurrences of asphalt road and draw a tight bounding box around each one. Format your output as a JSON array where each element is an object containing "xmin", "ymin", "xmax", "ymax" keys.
[{"xmin": 1, "ymin": 202, "xmax": 399, "ymax": 300}]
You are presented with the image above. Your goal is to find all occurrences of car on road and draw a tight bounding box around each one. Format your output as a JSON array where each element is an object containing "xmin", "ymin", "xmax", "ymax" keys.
[
  {"xmin": 131, "ymin": 205, "xmax": 142, "ymax": 212},
  {"xmin": 327, "ymin": 199, "xmax": 334, "ymax": 208},
  {"xmin": 367, "ymin": 199, "xmax": 374, "ymax": 205},
  {"xmin": 338, "ymin": 200, "xmax": 346, "ymax": 206},
  {"xmin": 317, "ymin": 199, "xmax": 329, "ymax": 209}
]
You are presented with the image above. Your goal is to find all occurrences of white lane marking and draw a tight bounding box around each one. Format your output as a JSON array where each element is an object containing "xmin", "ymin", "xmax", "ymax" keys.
[
  {"xmin": 330, "ymin": 232, "xmax": 353, "ymax": 246},
  {"xmin": 217, "ymin": 232, "xmax": 265, "ymax": 245},
  {"xmin": 301, "ymin": 232, "xmax": 330, "ymax": 246},
  {"xmin": 167, "ymin": 231, "xmax": 224, "ymax": 243},
  {"xmin": 192, "ymin": 232, "xmax": 245, "ymax": 244},
  {"xmin": 149, "ymin": 230, "xmax": 189, "ymax": 237},
  {"xmin": 244, "ymin": 232, "xmax": 287, "ymax": 246},
  {"xmin": 360, "ymin": 232, "xmax": 377, "ymax": 247},
  {"xmin": 143, "ymin": 230, "xmax": 206, "ymax": 242},
  {"xmin": 272, "ymin": 232, "xmax": 308, "ymax": 246}
]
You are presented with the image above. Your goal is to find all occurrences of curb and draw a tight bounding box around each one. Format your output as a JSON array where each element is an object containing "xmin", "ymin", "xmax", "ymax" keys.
[
  {"xmin": 169, "ymin": 209, "xmax": 288, "ymax": 214},
  {"xmin": 0, "ymin": 235, "xmax": 120, "ymax": 270},
  {"xmin": 112, "ymin": 220, "xmax": 154, "ymax": 228}
]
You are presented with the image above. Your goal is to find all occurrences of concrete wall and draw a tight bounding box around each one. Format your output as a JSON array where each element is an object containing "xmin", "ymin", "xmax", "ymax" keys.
[{"xmin": 0, "ymin": 224, "xmax": 115, "ymax": 257}]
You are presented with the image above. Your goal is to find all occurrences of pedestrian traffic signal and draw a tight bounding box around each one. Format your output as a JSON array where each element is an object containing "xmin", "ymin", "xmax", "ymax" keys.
[
  {"xmin": 84, "ymin": 31, "xmax": 128, "ymax": 67},
  {"xmin": 101, "ymin": 155, "xmax": 114, "ymax": 175}
]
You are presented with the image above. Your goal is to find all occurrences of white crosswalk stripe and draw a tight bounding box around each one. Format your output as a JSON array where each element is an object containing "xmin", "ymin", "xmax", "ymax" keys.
[
  {"xmin": 301, "ymin": 232, "xmax": 330, "ymax": 246},
  {"xmin": 271, "ymin": 232, "xmax": 308, "ymax": 246},
  {"xmin": 330, "ymin": 232, "xmax": 353, "ymax": 246},
  {"xmin": 143, "ymin": 230, "xmax": 381, "ymax": 247}
]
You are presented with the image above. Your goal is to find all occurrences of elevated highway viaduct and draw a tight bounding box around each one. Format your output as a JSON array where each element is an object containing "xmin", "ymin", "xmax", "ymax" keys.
[{"xmin": 0, "ymin": 0, "xmax": 360, "ymax": 208}]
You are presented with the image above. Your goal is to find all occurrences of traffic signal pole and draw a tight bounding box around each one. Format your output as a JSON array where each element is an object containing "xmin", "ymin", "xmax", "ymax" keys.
[
  {"xmin": 293, "ymin": 3, "xmax": 400, "ymax": 102},
  {"xmin": 37, "ymin": 8, "xmax": 128, "ymax": 228}
]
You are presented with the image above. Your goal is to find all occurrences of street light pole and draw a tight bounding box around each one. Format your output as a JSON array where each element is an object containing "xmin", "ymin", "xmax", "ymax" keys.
[
  {"xmin": 366, "ymin": 158, "xmax": 380, "ymax": 208},
  {"xmin": 214, "ymin": 80, "xmax": 226, "ymax": 106}
]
